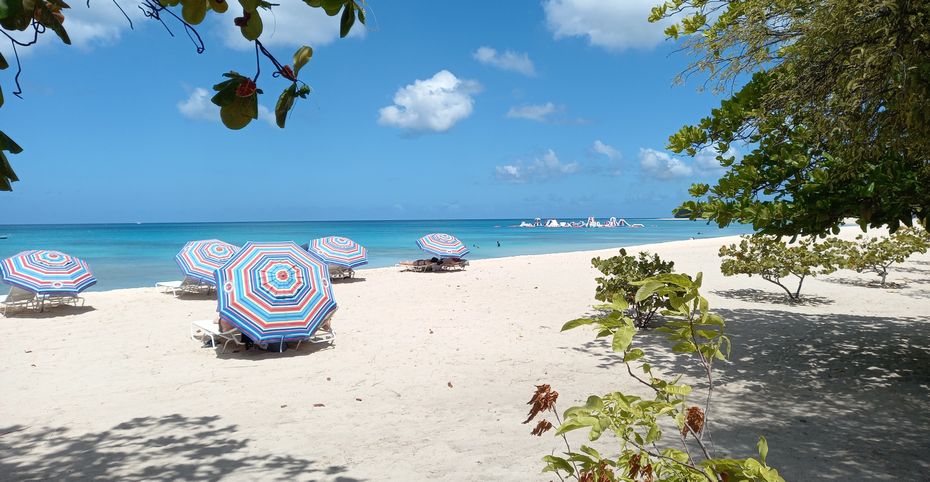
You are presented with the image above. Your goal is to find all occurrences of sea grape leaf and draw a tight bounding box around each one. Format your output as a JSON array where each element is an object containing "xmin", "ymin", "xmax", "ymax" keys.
[
  {"xmin": 220, "ymin": 95, "xmax": 257, "ymax": 130},
  {"xmin": 339, "ymin": 2, "xmax": 354, "ymax": 37},
  {"xmin": 241, "ymin": 9, "xmax": 262, "ymax": 40},
  {"xmin": 293, "ymin": 46, "xmax": 312, "ymax": 75},
  {"xmin": 274, "ymin": 84, "xmax": 297, "ymax": 128},
  {"xmin": 35, "ymin": 1, "xmax": 71, "ymax": 45},
  {"xmin": 181, "ymin": 0, "xmax": 208, "ymax": 24}
]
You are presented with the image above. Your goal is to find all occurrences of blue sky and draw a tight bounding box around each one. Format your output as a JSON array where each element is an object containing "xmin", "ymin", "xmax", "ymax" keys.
[{"xmin": 1, "ymin": 0, "xmax": 735, "ymax": 224}]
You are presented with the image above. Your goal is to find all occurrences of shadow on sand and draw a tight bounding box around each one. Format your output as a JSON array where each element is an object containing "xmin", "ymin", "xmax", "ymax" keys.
[
  {"xmin": 711, "ymin": 288, "xmax": 834, "ymax": 306},
  {"xmin": 569, "ymin": 308, "xmax": 930, "ymax": 480},
  {"xmin": 5, "ymin": 306, "xmax": 97, "ymax": 319},
  {"xmin": 0, "ymin": 414, "xmax": 363, "ymax": 481}
]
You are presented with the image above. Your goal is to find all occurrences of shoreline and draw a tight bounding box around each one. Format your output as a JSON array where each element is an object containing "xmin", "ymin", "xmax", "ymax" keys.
[{"xmin": 3, "ymin": 226, "xmax": 928, "ymax": 480}]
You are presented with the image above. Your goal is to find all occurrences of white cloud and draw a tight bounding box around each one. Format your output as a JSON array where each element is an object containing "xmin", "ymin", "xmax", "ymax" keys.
[
  {"xmin": 639, "ymin": 148, "xmax": 693, "ymax": 179},
  {"xmin": 178, "ymin": 87, "xmax": 275, "ymax": 127},
  {"xmin": 0, "ymin": 0, "xmax": 143, "ymax": 58},
  {"xmin": 592, "ymin": 140, "xmax": 620, "ymax": 160},
  {"xmin": 378, "ymin": 70, "xmax": 481, "ymax": 133},
  {"xmin": 178, "ymin": 88, "xmax": 217, "ymax": 120},
  {"xmin": 221, "ymin": 1, "xmax": 365, "ymax": 50},
  {"xmin": 693, "ymin": 145, "xmax": 739, "ymax": 172},
  {"xmin": 543, "ymin": 0, "xmax": 676, "ymax": 51},
  {"xmin": 506, "ymin": 102, "xmax": 556, "ymax": 122},
  {"xmin": 472, "ymin": 46, "xmax": 536, "ymax": 76},
  {"xmin": 495, "ymin": 149, "xmax": 580, "ymax": 183}
]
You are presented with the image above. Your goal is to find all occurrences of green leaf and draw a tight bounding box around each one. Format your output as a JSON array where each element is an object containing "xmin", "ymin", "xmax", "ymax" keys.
[
  {"xmin": 293, "ymin": 45, "xmax": 313, "ymax": 75},
  {"xmin": 220, "ymin": 94, "xmax": 257, "ymax": 130},
  {"xmin": 561, "ymin": 317, "xmax": 594, "ymax": 331},
  {"xmin": 181, "ymin": 0, "xmax": 208, "ymax": 24},
  {"xmin": 623, "ymin": 348, "xmax": 644, "ymax": 362},
  {"xmin": 320, "ymin": 0, "xmax": 343, "ymax": 15},
  {"xmin": 611, "ymin": 325, "xmax": 635, "ymax": 352},
  {"xmin": 634, "ymin": 280, "xmax": 663, "ymax": 303},
  {"xmin": 274, "ymin": 84, "xmax": 297, "ymax": 128},
  {"xmin": 542, "ymin": 455, "xmax": 574, "ymax": 475},
  {"xmin": 0, "ymin": 131, "xmax": 23, "ymax": 154},
  {"xmin": 339, "ymin": 2, "xmax": 355, "ymax": 37},
  {"xmin": 0, "ymin": 52, "xmax": 7, "ymax": 70},
  {"xmin": 241, "ymin": 9, "xmax": 263, "ymax": 40},
  {"xmin": 758, "ymin": 436, "xmax": 769, "ymax": 465}
]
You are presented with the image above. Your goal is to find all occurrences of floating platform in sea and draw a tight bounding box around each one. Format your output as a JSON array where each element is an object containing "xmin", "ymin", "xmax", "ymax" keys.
[{"xmin": 516, "ymin": 217, "xmax": 644, "ymax": 229}]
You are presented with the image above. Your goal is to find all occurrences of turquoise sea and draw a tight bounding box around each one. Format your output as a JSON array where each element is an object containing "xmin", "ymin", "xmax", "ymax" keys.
[{"xmin": 0, "ymin": 219, "xmax": 754, "ymax": 291}]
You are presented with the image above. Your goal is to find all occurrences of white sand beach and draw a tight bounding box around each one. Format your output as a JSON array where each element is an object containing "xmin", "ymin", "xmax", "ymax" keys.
[{"xmin": 2, "ymin": 228, "xmax": 929, "ymax": 481}]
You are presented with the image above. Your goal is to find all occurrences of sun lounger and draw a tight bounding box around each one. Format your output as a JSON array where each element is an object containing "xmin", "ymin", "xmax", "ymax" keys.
[
  {"xmin": 157, "ymin": 277, "xmax": 215, "ymax": 296},
  {"xmin": 37, "ymin": 293, "xmax": 85, "ymax": 311},
  {"xmin": 190, "ymin": 318, "xmax": 245, "ymax": 352},
  {"xmin": 291, "ymin": 308, "xmax": 338, "ymax": 350},
  {"xmin": 438, "ymin": 258, "xmax": 469, "ymax": 271},
  {"xmin": 1, "ymin": 286, "xmax": 37, "ymax": 315},
  {"xmin": 329, "ymin": 265, "xmax": 355, "ymax": 280},
  {"xmin": 398, "ymin": 259, "xmax": 438, "ymax": 272}
]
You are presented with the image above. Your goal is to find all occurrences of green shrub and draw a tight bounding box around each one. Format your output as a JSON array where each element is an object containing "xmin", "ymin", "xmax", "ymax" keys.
[
  {"xmin": 592, "ymin": 249, "xmax": 675, "ymax": 329},
  {"xmin": 839, "ymin": 227, "xmax": 930, "ymax": 285},
  {"xmin": 718, "ymin": 235, "xmax": 844, "ymax": 302},
  {"xmin": 528, "ymin": 273, "xmax": 782, "ymax": 481}
]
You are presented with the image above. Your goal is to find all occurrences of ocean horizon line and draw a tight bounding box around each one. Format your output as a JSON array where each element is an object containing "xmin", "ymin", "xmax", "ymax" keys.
[{"xmin": 0, "ymin": 216, "xmax": 686, "ymax": 228}]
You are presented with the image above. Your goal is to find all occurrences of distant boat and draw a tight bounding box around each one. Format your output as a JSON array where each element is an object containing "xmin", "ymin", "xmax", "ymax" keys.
[{"xmin": 0, "ymin": 235, "xmax": 7, "ymax": 239}]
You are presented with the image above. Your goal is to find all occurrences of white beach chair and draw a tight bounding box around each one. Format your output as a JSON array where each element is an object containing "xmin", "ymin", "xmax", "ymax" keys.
[
  {"xmin": 328, "ymin": 265, "xmax": 355, "ymax": 280},
  {"xmin": 1, "ymin": 286, "xmax": 38, "ymax": 315},
  {"xmin": 157, "ymin": 277, "xmax": 214, "ymax": 296},
  {"xmin": 189, "ymin": 319, "xmax": 245, "ymax": 352},
  {"xmin": 38, "ymin": 293, "xmax": 85, "ymax": 311},
  {"xmin": 290, "ymin": 308, "xmax": 338, "ymax": 351}
]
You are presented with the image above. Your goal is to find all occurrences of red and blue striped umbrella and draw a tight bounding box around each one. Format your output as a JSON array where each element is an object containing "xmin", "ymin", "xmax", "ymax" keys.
[
  {"xmin": 176, "ymin": 239, "xmax": 240, "ymax": 284},
  {"xmin": 308, "ymin": 236, "xmax": 368, "ymax": 268},
  {"xmin": 416, "ymin": 233, "xmax": 469, "ymax": 258},
  {"xmin": 216, "ymin": 242, "xmax": 336, "ymax": 343},
  {"xmin": 0, "ymin": 250, "xmax": 96, "ymax": 294}
]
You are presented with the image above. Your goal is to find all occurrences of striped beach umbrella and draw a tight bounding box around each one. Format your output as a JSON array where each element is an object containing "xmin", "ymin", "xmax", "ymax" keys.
[
  {"xmin": 176, "ymin": 239, "xmax": 240, "ymax": 284},
  {"xmin": 0, "ymin": 250, "xmax": 96, "ymax": 294},
  {"xmin": 308, "ymin": 236, "xmax": 368, "ymax": 268},
  {"xmin": 216, "ymin": 242, "xmax": 336, "ymax": 343},
  {"xmin": 416, "ymin": 233, "xmax": 469, "ymax": 258}
]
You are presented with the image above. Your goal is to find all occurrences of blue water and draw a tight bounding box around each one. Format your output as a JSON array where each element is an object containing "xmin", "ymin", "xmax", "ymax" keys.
[{"xmin": 0, "ymin": 219, "xmax": 753, "ymax": 291}]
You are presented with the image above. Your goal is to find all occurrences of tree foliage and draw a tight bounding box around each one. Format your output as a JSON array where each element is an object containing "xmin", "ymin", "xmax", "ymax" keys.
[
  {"xmin": 837, "ymin": 227, "xmax": 930, "ymax": 285},
  {"xmin": 0, "ymin": 0, "xmax": 367, "ymax": 189},
  {"xmin": 718, "ymin": 235, "xmax": 845, "ymax": 301},
  {"xmin": 592, "ymin": 249, "xmax": 676, "ymax": 329},
  {"xmin": 651, "ymin": 0, "xmax": 930, "ymax": 236},
  {"xmin": 532, "ymin": 273, "xmax": 782, "ymax": 481}
]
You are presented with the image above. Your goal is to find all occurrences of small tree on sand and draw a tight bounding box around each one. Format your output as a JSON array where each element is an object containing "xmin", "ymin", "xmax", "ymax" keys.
[
  {"xmin": 839, "ymin": 227, "xmax": 930, "ymax": 286},
  {"xmin": 592, "ymin": 249, "xmax": 675, "ymax": 329},
  {"xmin": 527, "ymin": 273, "xmax": 782, "ymax": 481},
  {"xmin": 718, "ymin": 235, "xmax": 844, "ymax": 302}
]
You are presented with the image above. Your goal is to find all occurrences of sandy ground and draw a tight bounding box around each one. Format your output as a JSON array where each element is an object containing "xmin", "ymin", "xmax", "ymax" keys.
[{"xmin": 1, "ymin": 228, "xmax": 929, "ymax": 481}]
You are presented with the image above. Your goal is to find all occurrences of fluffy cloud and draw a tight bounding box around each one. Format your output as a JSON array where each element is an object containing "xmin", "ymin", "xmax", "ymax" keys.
[
  {"xmin": 221, "ymin": 1, "xmax": 365, "ymax": 50},
  {"xmin": 543, "ymin": 0, "xmax": 676, "ymax": 51},
  {"xmin": 693, "ymin": 145, "xmax": 740, "ymax": 172},
  {"xmin": 472, "ymin": 46, "xmax": 536, "ymax": 76},
  {"xmin": 495, "ymin": 149, "xmax": 580, "ymax": 183},
  {"xmin": 0, "ymin": 0, "xmax": 144, "ymax": 57},
  {"xmin": 592, "ymin": 140, "xmax": 620, "ymax": 160},
  {"xmin": 177, "ymin": 88, "xmax": 217, "ymax": 120},
  {"xmin": 639, "ymin": 148, "xmax": 694, "ymax": 179},
  {"xmin": 178, "ymin": 88, "xmax": 275, "ymax": 126},
  {"xmin": 506, "ymin": 102, "xmax": 556, "ymax": 122},
  {"xmin": 378, "ymin": 70, "xmax": 481, "ymax": 133}
]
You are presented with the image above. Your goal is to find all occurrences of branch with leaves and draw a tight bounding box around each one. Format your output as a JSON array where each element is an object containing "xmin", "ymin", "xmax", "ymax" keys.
[
  {"xmin": 0, "ymin": 0, "xmax": 368, "ymax": 189},
  {"xmin": 531, "ymin": 273, "xmax": 782, "ymax": 481}
]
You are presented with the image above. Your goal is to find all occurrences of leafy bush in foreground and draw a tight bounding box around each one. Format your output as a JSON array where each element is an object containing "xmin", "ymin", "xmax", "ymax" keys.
[
  {"xmin": 718, "ymin": 235, "xmax": 844, "ymax": 302},
  {"xmin": 838, "ymin": 227, "xmax": 930, "ymax": 285},
  {"xmin": 528, "ymin": 273, "xmax": 782, "ymax": 481},
  {"xmin": 592, "ymin": 249, "xmax": 675, "ymax": 329}
]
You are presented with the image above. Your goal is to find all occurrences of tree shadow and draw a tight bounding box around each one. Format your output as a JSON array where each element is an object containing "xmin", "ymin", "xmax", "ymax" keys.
[
  {"xmin": 213, "ymin": 339, "xmax": 336, "ymax": 361},
  {"xmin": 621, "ymin": 309, "xmax": 930, "ymax": 480},
  {"xmin": 822, "ymin": 276, "xmax": 905, "ymax": 289},
  {"xmin": 0, "ymin": 414, "xmax": 362, "ymax": 481},
  {"xmin": 331, "ymin": 277, "xmax": 367, "ymax": 284},
  {"xmin": 711, "ymin": 288, "xmax": 834, "ymax": 306},
  {"xmin": 5, "ymin": 306, "xmax": 97, "ymax": 319}
]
